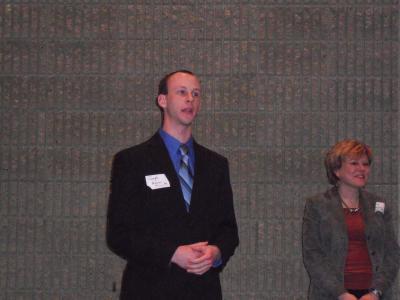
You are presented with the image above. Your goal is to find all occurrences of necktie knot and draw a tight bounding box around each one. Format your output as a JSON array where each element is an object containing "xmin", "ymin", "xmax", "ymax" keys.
[
  {"xmin": 179, "ymin": 144, "xmax": 190, "ymax": 167},
  {"xmin": 179, "ymin": 144, "xmax": 189, "ymax": 156}
]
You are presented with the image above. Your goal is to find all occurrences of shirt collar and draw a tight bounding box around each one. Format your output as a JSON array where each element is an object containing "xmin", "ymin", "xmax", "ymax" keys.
[
  {"xmin": 159, "ymin": 128, "xmax": 193, "ymax": 150},
  {"xmin": 158, "ymin": 128, "xmax": 195, "ymax": 167}
]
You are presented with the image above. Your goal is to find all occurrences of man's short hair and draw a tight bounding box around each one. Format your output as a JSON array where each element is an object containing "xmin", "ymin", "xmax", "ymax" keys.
[
  {"xmin": 156, "ymin": 70, "xmax": 195, "ymax": 112},
  {"xmin": 324, "ymin": 139, "xmax": 373, "ymax": 185}
]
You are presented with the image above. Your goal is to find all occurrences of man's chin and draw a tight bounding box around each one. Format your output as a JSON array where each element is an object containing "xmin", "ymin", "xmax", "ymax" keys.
[{"xmin": 180, "ymin": 118, "xmax": 195, "ymax": 126}]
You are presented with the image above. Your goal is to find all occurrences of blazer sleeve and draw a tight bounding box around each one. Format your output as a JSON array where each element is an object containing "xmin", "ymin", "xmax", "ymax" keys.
[
  {"xmin": 302, "ymin": 197, "xmax": 347, "ymax": 298},
  {"xmin": 372, "ymin": 202, "xmax": 400, "ymax": 294},
  {"xmin": 106, "ymin": 151, "xmax": 178, "ymax": 269},
  {"xmin": 209, "ymin": 157, "xmax": 239, "ymax": 269}
]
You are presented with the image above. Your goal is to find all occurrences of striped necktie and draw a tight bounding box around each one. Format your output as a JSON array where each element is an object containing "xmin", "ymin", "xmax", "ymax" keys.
[{"xmin": 178, "ymin": 144, "xmax": 193, "ymax": 211}]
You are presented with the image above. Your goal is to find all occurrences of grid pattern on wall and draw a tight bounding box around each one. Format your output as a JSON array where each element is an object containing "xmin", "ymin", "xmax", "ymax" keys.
[{"xmin": 0, "ymin": 1, "xmax": 398, "ymax": 299}]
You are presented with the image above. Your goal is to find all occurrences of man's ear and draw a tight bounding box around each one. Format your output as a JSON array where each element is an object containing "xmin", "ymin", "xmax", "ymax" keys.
[{"xmin": 157, "ymin": 94, "xmax": 167, "ymax": 109}]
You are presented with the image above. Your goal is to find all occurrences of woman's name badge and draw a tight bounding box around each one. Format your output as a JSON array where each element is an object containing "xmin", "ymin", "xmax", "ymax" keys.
[
  {"xmin": 375, "ymin": 202, "xmax": 385, "ymax": 214},
  {"xmin": 145, "ymin": 174, "xmax": 170, "ymax": 190}
]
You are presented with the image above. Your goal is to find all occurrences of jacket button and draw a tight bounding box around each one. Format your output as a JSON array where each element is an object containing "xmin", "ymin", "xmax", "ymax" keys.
[
  {"xmin": 371, "ymin": 251, "xmax": 376, "ymax": 256},
  {"xmin": 376, "ymin": 266, "xmax": 379, "ymax": 271}
]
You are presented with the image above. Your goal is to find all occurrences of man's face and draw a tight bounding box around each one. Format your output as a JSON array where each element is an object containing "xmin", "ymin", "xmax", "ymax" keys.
[{"xmin": 158, "ymin": 72, "xmax": 201, "ymax": 130}]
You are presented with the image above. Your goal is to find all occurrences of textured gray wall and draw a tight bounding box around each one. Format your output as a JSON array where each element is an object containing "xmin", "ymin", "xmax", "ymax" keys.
[{"xmin": 0, "ymin": 1, "xmax": 398, "ymax": 299}]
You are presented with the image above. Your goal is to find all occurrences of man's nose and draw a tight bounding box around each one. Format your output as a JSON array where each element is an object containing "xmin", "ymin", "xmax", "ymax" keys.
[{"xmin": 186, "ymin": 92, "xmax": 194, "ymax": 101}]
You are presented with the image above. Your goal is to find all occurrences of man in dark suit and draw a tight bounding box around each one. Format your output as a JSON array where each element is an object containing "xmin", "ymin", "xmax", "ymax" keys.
[{"xmin": 106, "ymin": 70, "xmax": 239, "ymax": 299}]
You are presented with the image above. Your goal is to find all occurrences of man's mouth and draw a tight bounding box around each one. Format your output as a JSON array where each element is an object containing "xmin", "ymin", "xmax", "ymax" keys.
[{"xmin": 182, "ymin": 108, "xmax": 193, "ymax": 114}]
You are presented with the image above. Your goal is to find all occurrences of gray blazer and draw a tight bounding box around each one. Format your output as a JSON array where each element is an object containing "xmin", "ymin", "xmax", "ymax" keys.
[{"xmin": 302, "ymin": 187, "xmax": 400, "ymax": 300}]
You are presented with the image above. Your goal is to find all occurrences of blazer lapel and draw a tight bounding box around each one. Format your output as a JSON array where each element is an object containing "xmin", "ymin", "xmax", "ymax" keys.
[
  {"xmin": 145, "ymin": 133, "xmax": 188, "ymax": 214},
  {"xmin": 327, "ymin": 187, "xmax": 348, "ymax": 237},
  {"xmin": 187, "ymin": 141, "xmax": 207, "ymax": 215},
  {"xmin": 359, "ymin": 189, "xmax": 374, "ymax": 238}
]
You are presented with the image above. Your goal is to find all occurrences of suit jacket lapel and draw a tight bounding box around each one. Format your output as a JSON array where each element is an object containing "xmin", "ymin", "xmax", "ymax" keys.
[
  {"xmin": 188, "ymin": 141, "xmax": 206, "ymax": 215},
  {"xmin": 145, "ymin": 133, "xmax": 188, "ymax": 214}
]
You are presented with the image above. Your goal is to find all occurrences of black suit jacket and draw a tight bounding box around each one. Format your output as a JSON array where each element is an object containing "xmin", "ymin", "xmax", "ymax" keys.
[{"xmin": 106, "ymin": 133, "xmax": 239, "ymax": 300}]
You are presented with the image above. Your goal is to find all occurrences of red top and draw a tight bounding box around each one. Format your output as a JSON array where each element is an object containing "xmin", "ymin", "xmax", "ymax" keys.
[{"xmin": 343, "ymin": 209, "xmax": 373, "ymax": 290}]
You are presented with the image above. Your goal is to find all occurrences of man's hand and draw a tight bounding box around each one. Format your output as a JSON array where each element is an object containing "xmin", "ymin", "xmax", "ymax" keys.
[
  {"xmin": 170, "ymin": 242, "xmax": 221, "ymax": 275},
  {"xmin": 186, "ymin": 244, "xmax": 221, "ymax": 275},
  {"xmin": 338, "ymin": 292, "xmax": 358, "ymax": 300},
  {"xmin": 171, "ymin": 242, "xmax": 208, "ymax": 270}
]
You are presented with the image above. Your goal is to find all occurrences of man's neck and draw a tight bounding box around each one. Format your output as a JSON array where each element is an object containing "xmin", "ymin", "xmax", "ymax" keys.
[{"xmin": 161, "ymin": 125, "xmax": 192, "ymax": 144}]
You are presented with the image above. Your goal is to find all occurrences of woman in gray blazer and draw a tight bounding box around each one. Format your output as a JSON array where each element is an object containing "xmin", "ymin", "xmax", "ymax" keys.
[{"xmin": 302, "ymin": 139, "xmax": 400, "ymax": 300}]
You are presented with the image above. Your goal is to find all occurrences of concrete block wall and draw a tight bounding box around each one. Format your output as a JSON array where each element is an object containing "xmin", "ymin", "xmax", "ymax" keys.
[{"xmin": 1, "ymin": 1, "xmax": 398, "ymax": 299}]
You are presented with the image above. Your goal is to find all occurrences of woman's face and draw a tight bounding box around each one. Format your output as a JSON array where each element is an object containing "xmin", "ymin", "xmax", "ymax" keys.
[{"xmin": 334, "ymin": 154, "xmax": 371, "ymax": 190}]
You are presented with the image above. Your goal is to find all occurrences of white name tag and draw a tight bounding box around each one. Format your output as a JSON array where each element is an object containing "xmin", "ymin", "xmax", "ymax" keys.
[
  {"xmin": 145, "ymin": 174, "xmax": 170, "ymax": 190},
  {"xmin": 375, "ymin": 202, "xmax": 385, "ymax": 214}
]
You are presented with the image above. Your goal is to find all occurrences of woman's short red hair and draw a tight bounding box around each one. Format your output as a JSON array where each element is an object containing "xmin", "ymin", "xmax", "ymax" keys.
[{"xmin": 324, "ymin": 139, "xmax": 373, "ymax": 185}]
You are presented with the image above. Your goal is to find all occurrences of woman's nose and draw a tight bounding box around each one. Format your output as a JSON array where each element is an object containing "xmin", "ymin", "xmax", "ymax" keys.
[{"xmin": 357, "ymin": 163, "xmax": 367, "ymax": 170}]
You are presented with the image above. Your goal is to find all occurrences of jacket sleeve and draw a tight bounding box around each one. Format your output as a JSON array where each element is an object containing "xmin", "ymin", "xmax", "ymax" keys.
[
  {"xmin": 106, "ymin": 151, "xmax": 178, "ymax": 269},
  {"xmin": 372, "ymin": 202, "xmax": 400, "ymax": 294},
  {"xmin": 210, "ymin": 158, "xmax": 239, "ymax": 270},
  {"xmin": 302, "ymin": 197, "xmax": 347, "ymax": 298}
]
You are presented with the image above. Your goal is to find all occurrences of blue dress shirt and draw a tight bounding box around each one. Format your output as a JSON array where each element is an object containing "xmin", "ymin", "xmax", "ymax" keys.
[{"xmin": 159, "ymin": 129, "xmax": 195, "ymax": 176}]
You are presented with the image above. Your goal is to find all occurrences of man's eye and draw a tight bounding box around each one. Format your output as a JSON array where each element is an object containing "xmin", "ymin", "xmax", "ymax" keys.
[
  {"xmin": 177, "ymin": 90, "xmax": 187, "ymax": 96},
  {"xmin": 192, "ymin": 91, "xmax": 200, "ymax": 97}
]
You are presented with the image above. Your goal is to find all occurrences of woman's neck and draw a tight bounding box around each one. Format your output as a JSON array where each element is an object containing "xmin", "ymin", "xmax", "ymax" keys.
[{"xmin": 338, "ymin": 184, "xmax": 360, "ymax": 208}]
